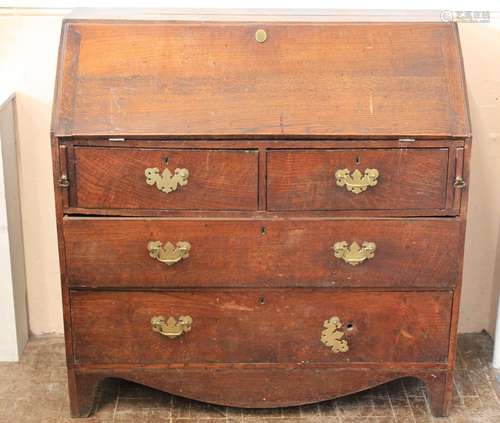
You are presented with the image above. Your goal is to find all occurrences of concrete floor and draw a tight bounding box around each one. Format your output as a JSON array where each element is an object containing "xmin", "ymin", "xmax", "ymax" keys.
[{"xmin": 0, "ymin": 333, "xmax": 499, "ymax": 422}]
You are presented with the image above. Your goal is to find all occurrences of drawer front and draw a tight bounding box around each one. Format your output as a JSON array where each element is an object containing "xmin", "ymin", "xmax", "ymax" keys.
[
  {"xmin": 71, "ymin": 290, "xmax": 452, "ymax": 365},
  {"xmin": 64, "ymin": 218, "xmax": 460, "ymax": 288},
  {"xmin": 71, "ymin": 147, "xmax": 258, "ymax": 210},
  {"xmin": 267, "ymin": 149, "xmax": 450, "ymax": 212}
]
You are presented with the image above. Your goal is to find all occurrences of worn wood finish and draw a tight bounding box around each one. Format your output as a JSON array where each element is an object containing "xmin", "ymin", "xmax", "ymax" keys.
[
  {"xmin": 64, "ymin": 218, "xmax": 460, "ymax": 288},
  {"xmin": 267, "ymin": 148, "xmax": 452, "ymax": 212},
  {"xmin": 51, "ymin": 12, "xmax": 471, "ymax": 418},
  {"xmin": 67, "ymin": 369, "xmax": 103, "ymax": 418},
  {"xmin": 62, "ymin": 207, "xmax": 465, "ymax": 218},
  {"xmin": 72, "ymin": 147, "xmax": 258, "ymax": 210},
  {"xmin": 69, "ymin": 367, "xmax": 451, "ymax": 413},
  {"xmin": 64, "ymin": 138, "xmax": 466, "ymax": 149},
  {"xmin": 71, "ymin": 290, "xmax": 451, "ymax": 365},
  {"xmin": 62, "ymin": 142, "xmax": 463, "ymax": 216},
  {"xmin": 52, "ymin": 22, "xmax": 469, "ymax": 138}
]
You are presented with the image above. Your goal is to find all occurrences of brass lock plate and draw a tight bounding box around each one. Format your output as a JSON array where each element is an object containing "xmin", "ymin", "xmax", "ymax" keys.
[{"xmin": 321, "ymin": 316, "xmax": 349, "ymax": 353}]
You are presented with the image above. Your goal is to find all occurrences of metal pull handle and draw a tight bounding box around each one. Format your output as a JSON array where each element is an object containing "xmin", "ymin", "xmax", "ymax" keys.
[
  {"xmin": 145, "ymin": 166, "xmax": 189, "ymax": 193},
  {"xmin": 335, "ymin": 168, "xmax": 379, "ymax": 194},
  {"xmin": 147, "ymin": 241, "xmax": 191, "ymax": 266},
  {"xmin": 151, "ymin": 315, "xmax": 192, "ymax": 339},
  {"xmin": 454, "ymin": 176, "xmax": 466, "ymax": 189},
  {"xmin": 321, "ymin": 316, "xmax": 349, "ymax": 353},
  {"xmin": 332, "ymin": 241, "xmax": 376, "ymax": 266}
]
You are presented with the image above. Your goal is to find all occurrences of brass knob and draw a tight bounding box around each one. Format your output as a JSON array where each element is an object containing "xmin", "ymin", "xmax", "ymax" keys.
[
  {"xmin": 255, "ymin": 29, "xmax": 267, "ymax": 43},
  {"xmin": 454, "ymin": 176, "xmax": 466, "ymax": 189}
]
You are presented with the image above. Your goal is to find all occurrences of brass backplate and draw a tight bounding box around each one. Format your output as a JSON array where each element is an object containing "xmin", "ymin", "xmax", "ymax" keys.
[
  {"xmin": 148, "ymin": 241, "xmax": 191, "ymax": 266},
  {"xmin": 335, "ymin": 168, "xmax": 379, "ymax": 194},
  {"xmin": 332, "ymin": 241, "xmax": 376, "ymax": 266},
  {"xmin": 321, "ymin": 316, "xmax": 349, "ymax": 353},
  {"xmin": 151, "ymin": 315, "xmax": 192, "ymax": 339},
  {"xmin": 145, "ymin": 166, "xmax": 189, "ymax": 194}
]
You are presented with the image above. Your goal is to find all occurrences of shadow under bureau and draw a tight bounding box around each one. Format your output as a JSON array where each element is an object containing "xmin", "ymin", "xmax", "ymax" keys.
[{"xmin": 51, "ymin": 11, "xmax": 471, "ymax": 418}]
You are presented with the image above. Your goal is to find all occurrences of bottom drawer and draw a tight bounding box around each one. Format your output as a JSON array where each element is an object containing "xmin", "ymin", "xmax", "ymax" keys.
[{"xmin": 71, "ymin": 290, "xmax": 452, "ymax": 365}]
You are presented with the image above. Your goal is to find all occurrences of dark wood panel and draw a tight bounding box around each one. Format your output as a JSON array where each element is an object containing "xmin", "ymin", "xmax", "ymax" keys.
[
  {"xmin": 64, "ymin": 218, "xmax": 460, "ymax": 288},
  {"xmin": 52, "ymin": 22, "xmax": 469, "ymax": 138},
  {"xmin": 73, "ymin": 147, "xmax": 258, "ymax": 210},
  {"xmin": 267, "ymin": 148, "xmax": 450, "ymax": 211},
  {"xmin": 71, "ymin": 290, "xmax": 452, "ymax": 365}
]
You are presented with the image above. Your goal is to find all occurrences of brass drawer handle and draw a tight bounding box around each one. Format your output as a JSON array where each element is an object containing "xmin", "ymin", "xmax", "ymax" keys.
[
  {"xmin": 145, "ymin": 166, "xmax": 189, "ymax": 193},
  {"xmin": 151, "ymin": 315, "xmax": 192, "ymax": 339},
  {"xmin": 332, "ymin": 241, "xmax": 376, "ymax": 266},
  {"xmin": 147, "ymin": 241, "xmax": 191, "ymax": 266},
  {"xmin": 335, "ymin": 168, "xmax": 379, "ymax": 194},
  {"xmin": 321, "ymin": 316, "xmax": 349, "ymax": 353}
]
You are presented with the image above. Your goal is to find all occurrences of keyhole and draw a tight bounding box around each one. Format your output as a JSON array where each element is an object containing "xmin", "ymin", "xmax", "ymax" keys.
[
  {"xmin": 163, "ymin": 157, "xmax": 169, "ymax": 164},
  {"xmin": 346, "ymin": 322, "xmax": 354, "ymax": 331},
  {"xmin": 261, "ymin": 226, "xmax": 267, "ymax": 235},
  {"xmin": 355, "ymin": 157, "xmax": 361, "ymax": 165},
  {"xmin": 259, "ymin": 296, "xmax": 266, "ymax": 305}
]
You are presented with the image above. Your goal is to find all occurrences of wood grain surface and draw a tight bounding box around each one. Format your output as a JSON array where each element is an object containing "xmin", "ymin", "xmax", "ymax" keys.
[
  {"xmin": 50, "ymin": 15, "xmax": 471, "ymax": 418},
  {"xmin": 64, "ymin": 218, "xmax": 460, "ymax": 288},
  {"xmin": 72, "ymin": 147, "xmax": 258, "ymax": 210},
  {"xmin": 267, "ymin": 148, "xmax": 451, "ymax": 211},
  {"xmin": 71, "ymin": 290, "xmax": 452, "ymax": 365},
  {"xmin": 52, "ymin": 22, "xmax": 469, "ymax": 138},
  {"xmin": 68, "ymin": 367, "xmax": 451, "ymax": 416}
]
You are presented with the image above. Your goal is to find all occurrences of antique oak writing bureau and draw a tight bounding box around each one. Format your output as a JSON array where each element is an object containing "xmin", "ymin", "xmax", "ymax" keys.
[{"xmin": 51, "ymin": 10, "xmax": 471, "ymax": 418}]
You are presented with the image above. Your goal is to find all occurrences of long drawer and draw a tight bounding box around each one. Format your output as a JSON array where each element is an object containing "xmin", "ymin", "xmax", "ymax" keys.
[
  {"xmin": 69, "ymin": 147, "xmax": 259, "ymax": 211},
  {"xmin": 71, "ymin": 290, "xmax": 452, "ymax": 365},
  {"xmin": 64, "ymin": 218, "xmax": 460, "ymax": 288},
  {"xmin": 267, "ymin": 148, "xmax": 453, "ymax": 212}
]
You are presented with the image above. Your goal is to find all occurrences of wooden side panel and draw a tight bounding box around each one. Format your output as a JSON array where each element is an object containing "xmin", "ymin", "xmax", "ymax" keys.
[
  {"xmin": 64, "ymin": 218, "xmax": 460, "ymax": 288},
  {"xmin": 71, "ymin": 290, "xmax": 452, "ymax": 365},
  {"xmin": 267, "ymin": 148, "xmax": 450, "ymax": 211},
  {"xmin": 72, "ymin": 147, "xmax": 258, "ymax": 210},
  {"xmin": 52, "ymin": 22, "xmax": 470, "ymax": 138}
]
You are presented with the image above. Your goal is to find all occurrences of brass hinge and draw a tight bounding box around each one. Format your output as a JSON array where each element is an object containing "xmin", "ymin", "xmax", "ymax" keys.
[
  {"xmin": 58, "ymin": 175, "xmax": 70, "ymax": 188},
  {"xmin": 108, "ymin": 137, "xmax": 125, "ymax": 142},
  {"xmin": 398, "ymin": 138, "xmax": 416, "ymax": 143}
]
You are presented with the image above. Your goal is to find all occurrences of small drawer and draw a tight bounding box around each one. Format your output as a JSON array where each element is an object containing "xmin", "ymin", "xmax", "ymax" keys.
[
  {"xmin": 70, "ymin": 147, "xmax": 258, "ymax": 211},
  {"xmin": 267, "ymin": 148, "xmax": 452, "ymax": 212},
  {"xmin": 71, "ymin": 290, "xmax": 452, "ymax": 365},
  {"xmin": 64, "ymin": 218, "xmax": 460, "ymax": 289}
]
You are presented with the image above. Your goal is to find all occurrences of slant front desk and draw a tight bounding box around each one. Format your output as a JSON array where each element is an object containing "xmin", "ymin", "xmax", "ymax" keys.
[{"xmin": 51, "ymin": 11, "xmax": 471, "ymax": 417}]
